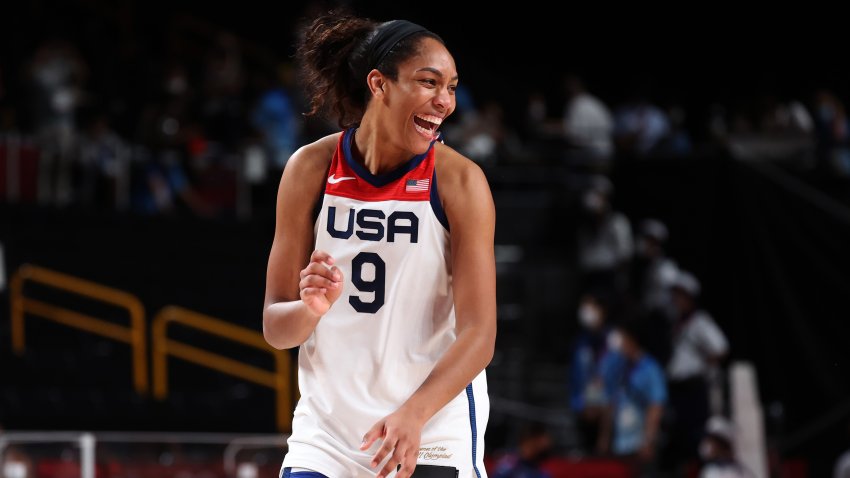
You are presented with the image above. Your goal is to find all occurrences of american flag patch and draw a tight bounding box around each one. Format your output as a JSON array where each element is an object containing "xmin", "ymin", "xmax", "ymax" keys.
[{"xmin": 405, "ymin": 178, "xmax": 430, "ymax": 192}]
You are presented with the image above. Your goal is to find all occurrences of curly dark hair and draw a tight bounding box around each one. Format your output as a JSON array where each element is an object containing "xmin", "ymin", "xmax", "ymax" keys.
[{"xmin": 296, "ymin": 10, "xmax": 444, "ymax": 129}]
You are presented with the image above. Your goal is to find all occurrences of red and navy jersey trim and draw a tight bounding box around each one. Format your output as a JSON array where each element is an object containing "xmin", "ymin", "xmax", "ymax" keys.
[
  {"xmin": 342, "ymin": 128, "xmax": 433, "ymax": 188},
  {"xmin": 325, "ymin": 128, "xmax": 434, "ymax": 202},
  {"xmin": 429, "ymin": 169, "xmax": 449, "ymax": 231},
  {"xmin": 324, "ymin": 128, "xmax": 449, "ymax": 231}
]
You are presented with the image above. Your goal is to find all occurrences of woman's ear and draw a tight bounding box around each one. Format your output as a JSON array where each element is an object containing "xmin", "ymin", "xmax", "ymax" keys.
[{"xmin": 367, "ymin": 69, "xmax": 385, "ymax": 98}]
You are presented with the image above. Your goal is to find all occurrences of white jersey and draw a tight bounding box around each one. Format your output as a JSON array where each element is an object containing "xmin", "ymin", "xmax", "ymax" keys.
[{"xmin": 282, "ymin": 129, "xmax": 489, "ymax": 478}]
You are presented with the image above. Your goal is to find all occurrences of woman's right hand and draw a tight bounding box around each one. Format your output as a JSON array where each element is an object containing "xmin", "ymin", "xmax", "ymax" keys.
[{"xmin": 299, "ymin": 250, "xmax": 344, "ymax": 317}]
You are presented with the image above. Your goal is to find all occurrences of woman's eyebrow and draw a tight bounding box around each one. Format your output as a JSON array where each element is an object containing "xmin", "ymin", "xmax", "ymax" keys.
[{"xmin": 416, "ymin": 67, "xmax": 459, "ymax": 81}]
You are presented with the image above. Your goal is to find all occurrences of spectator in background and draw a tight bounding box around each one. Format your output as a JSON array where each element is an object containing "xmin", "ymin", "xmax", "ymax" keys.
[
  {"xmin": 612, "ymin": 84, "xmax": 670, "ymax": 158},
  {"xmin": 598, "ymin": 320, "xmax": 666, "ymax": 476},
  {"xmin": 452, "ymin": 100, "xmax": 510, "ymax": 166},
  {"xmin": 439, "ymin": 82, "xmax": 478, "ymax": 139},
  {"xmin": 27, "ymin": 38, "xmax": 88, "ymax": 140},
  {"xmin": 631, "ymin": 219, "xmax": 678, "ymax": 364},
  {"xmin": 633, "ymin": 219, "xmax": 678, "ymax": 318},
  {"xmin": 758, "ymin": 94, "xmax": 813, "ymax": 137},
  {"xmin": 568, "ymin": 290, "xmax": 616, "ymax": 454},
  {"xmin": 665, "ymin": 271, "xmax": 729, "ymax": 469},
  {"xmin": 812, "ymin": 89, "xmax": 850, "ymax": 177},
  {"xmin": 492, "ymin": 422, "xmax": 553, "ymax": 478},
  {"xmin": 251, "ymin": 63, "xmax": 301, "ymax": 170},
  {"xmin": 443, "ymin": 84, "xmax": 524, "ymax": 166},
  {"xmin": 726, "ymin": 90, "xmax": 815, "ymax": 163},
  {"xmin": 77, "ymin": 112, "xmax": 129, "ymax": 209},
  {"xmin": 560, "ymin": 74, "xmax": 613, "ymax": 171},
  {"xmin": 576, "ymin": 175, "xmax": 633, "ymax": 300},
  {"xmin": 27, "ymin": 38, "xmax": 89, "ymax": 206},
  {"xmin": 655, "ymin": 103, "xmax": 692, "ymax": 157},
  {"xmin": 698, "ymin": 415, "xmax": 750, "ymax": 478},
  {"xmin": 202, "ymin": 31, "xmax": 247, "ymax": 151},
  {"xmin": 133, "ymin": 61, "xmax": 222, "ymax": 218}
]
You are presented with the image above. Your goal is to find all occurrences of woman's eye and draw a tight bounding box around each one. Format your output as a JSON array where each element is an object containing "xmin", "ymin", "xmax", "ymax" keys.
[
  {"xmin": 419, "ymin": 79, "xmax": 437, "ymax": 87},
  {"xmin": 449, "ymin": 85, "xmax": 457, "ymax": 93}
]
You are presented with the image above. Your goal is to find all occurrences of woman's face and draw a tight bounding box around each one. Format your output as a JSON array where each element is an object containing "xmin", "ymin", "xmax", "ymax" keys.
[{"xmin": 381, "ymin": 37, "xmax": 457, "ymax": 154}]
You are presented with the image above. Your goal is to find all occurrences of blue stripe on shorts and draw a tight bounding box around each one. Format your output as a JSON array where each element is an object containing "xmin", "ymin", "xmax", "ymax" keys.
[{"xmin": 281, "ymin": 467, "xmax": 328, "ymax": 478}]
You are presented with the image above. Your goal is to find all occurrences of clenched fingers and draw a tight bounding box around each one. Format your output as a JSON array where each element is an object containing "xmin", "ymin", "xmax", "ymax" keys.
[
  {"xmin": 299, "ymin": 273, "xmax": 340, "ymax": 291},
  {"xmin": 299, "ymin": 262, "xmax": 340, "ymax": 281},
  {"xmin": 309, "ymin": 250, "xmax": 335, "ymax": 265},
  {"xmin": 300, "ymin": 287, "xmax": 327, "ymax": 300}
]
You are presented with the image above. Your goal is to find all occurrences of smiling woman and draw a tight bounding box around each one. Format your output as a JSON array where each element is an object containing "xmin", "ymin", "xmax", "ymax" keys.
[{"xmin": 261, "ymin": 9, "xmax": 497, "ymax": 478}]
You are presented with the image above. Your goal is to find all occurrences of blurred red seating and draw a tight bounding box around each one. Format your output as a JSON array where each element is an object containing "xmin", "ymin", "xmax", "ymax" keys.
[
  {"xmin": 781, "ymin": 459, "xmax": 807, "ymax": 478},
  {"xmin": 540, "ymin": 457, "xmax": 632, "ymax": 478},
  {"xmin": 115, "ymin": 462, "xmax": 226, "ymax": 477},
  {"xmin": 36, "ymin": 460, "xmax": 79, "ymax": 478},
  {"xmin": 0, "ymin": 136, "xmax": 40, "ymax": 202},
  {"xmin": 483, "ymin": 454, "xmax": 632, "ymax": 478},
  {"xmin": 36, "ymin": 460, "xmax": 110, "ymax": 478}
]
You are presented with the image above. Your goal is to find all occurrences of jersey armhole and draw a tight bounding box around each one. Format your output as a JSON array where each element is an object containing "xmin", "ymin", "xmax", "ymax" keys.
[{"xmin": 430, "ymin": 168, "xmax": 450, "ymax": 231}]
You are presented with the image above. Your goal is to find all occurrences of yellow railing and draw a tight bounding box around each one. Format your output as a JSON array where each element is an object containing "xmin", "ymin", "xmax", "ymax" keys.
[
  {"xmin": 9, "ymin": 265, "xmax": 295, "ymax": 431},
  {"xmin": 152, "ymin": 306, "xmax": 293, "ymax": 432},
  {"xmin": 10, "ymin": 264, "xmax": 148, "ymax": 394}
]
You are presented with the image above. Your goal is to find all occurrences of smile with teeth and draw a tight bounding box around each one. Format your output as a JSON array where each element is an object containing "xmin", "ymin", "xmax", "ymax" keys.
[{"xmin": 413, "ymin": 113, "xmax": 442, "ymax": 138}]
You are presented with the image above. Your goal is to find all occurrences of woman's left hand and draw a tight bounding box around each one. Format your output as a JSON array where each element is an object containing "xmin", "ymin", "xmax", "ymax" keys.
[{"xmin": 360, "ymin": 407, "xmax": 425, "ymax": 478}]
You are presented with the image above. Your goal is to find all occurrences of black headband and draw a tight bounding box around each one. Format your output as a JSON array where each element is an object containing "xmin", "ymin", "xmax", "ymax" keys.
[{"xmin": 365, "ymin": 20, "xmax": 437, "ymax": 71}]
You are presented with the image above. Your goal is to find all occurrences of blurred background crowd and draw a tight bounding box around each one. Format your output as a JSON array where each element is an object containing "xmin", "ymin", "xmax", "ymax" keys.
[
  {"xmin": 2, "ymin": 1, "xmax": 850, "ymax": 220},
  {"xmin": 2, "ymin": 1, "xmax": 850, "ymax": 478}
]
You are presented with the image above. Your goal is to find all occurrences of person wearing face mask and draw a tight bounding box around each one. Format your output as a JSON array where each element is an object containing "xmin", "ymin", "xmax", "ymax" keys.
[
  {"xmin": 597, "ymin": 320, "xmax": 667, "ymax": 477},
  {"xmin": 575, "ymin": 175, "xmax": 633, "ymax": 301},
  {"xmin": 567, "ymin": 291, "xmax": 616, "ymax": 454},
  {"xmin": 698, "ymin": 416, "xmax": 751, "ymax": 478}
]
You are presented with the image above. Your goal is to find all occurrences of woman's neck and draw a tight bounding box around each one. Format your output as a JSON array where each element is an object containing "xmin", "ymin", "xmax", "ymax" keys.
[{"xmin": 353, "ymin": 118, "xmax": 410, "ymax": 175}]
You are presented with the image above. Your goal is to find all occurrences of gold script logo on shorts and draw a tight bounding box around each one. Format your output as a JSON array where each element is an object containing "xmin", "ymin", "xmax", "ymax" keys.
[{"xmin": 418, "ymin": 445, "xmax": 453, "ymax": 461}]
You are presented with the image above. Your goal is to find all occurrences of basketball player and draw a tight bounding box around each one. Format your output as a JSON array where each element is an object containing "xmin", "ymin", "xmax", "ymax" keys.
[{"xmin": 262, "ymin": 11, "xmax": 496, "ymax": 478}]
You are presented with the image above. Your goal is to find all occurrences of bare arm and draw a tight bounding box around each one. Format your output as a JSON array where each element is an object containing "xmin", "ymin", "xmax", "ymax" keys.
[
  {"xmin": 400, "ymin": 158, "xmax": 497, "ymax": 423},
  {"xmin": 362, "ymin": 147, "xmax": 497, "ymax": 478},
  {"xmin": 262, "ymin": 135, "xmax": 342, "ymax": 350}
]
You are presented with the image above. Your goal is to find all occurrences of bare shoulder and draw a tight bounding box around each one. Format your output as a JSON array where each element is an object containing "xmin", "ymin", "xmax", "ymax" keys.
[
  {"xmin": 282, "ymin": 132, "xmax": 340, "ymax": 181},
  {"xmin": 434, "ymin": 141, "xmax": 491, "ymax": 198},
  {"xmin": 433, "ymin": 142, "xmax": 494, "ymax": 225},
  {"xmin": 274, "ymin": 132, "xmax": 341, "ymax": 221}
]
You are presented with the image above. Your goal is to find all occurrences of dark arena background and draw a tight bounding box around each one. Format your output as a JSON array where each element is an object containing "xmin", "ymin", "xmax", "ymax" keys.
[{"xmin": 2, "ymin": 1, "xmax": 850, "ymax": 477}]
